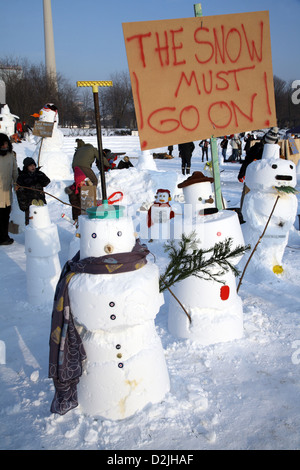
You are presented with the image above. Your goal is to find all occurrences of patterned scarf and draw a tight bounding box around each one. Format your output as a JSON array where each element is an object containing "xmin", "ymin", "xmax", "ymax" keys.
[{"xmin": 49, "ymin": 239, "xmax": 150, "ymax": 415}]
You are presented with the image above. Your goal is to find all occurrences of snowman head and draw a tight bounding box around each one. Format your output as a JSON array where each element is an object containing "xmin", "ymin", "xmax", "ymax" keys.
[
  {"xmin": 154, "ymin": 189, "xmax": 171, "ymax": 204},
  {"xmin": 39, "ymin": 103, "xmax": 59, "ymax": 126},
  {"xmin": 178, "ymin": 172, "xmax": 215, "ymax": 212},
  {"xmin": 28, "ymin": 205, "xmax": 51, "ymax": 229},
  {"xmin": 79, "ymin": 216, "xmax": 136, "ymax": 259},
  {"xmin": 245, "ymin": 158, "xmax": 297, "ymax": 191}
]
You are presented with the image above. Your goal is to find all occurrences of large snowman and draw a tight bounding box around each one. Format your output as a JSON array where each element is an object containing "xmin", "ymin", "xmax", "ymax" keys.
[
  {"xmin": 50, "ymin": 203, "xmax": 170, "ymax": 419},
  {"xmin": 33, "ymin": 103, "xmax": 71, "ymax": 180},
  {"xmin": 168, "ymin": 172, "xmax": 245, "ymax": 345},
  {"xmin": 242, "ymin": 141, "xmax": 298, "ymax": 274}
]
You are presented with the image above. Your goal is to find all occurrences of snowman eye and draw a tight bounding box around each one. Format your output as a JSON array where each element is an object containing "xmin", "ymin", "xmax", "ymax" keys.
[
  {"xmin": 198, "ymin": 197, "xmax": 202, "ymax": 201},
  {"xmin": 91, "ymin": 233, "xmax": 97, "ymax": 238},
  {"xmin": 290, "ymin": 165, "xmax": 294, "ymax": 169},
  {"xmin": 272, "ymin": 164, "xmax": 277, "ymax": 169},
  {"xmin": 117, "ymin": 231, "xmax": 122, "ymax": 236}
]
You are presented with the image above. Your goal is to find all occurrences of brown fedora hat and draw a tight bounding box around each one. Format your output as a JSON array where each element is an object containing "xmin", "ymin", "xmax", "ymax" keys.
[{"xmin": 178, "ymin": 171, "xmax": 214, "ymax": 188}]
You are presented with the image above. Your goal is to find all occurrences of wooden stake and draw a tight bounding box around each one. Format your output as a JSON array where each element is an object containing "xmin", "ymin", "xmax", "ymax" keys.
[{"xmin": 237, "ymin": 194, "xmax": 280, "ymax": 292}]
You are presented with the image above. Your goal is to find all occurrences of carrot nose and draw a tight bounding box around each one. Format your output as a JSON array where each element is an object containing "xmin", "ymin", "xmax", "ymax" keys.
[{"xmin": 104, "ymin": 244, "xmax": 114, "ymax": 254}]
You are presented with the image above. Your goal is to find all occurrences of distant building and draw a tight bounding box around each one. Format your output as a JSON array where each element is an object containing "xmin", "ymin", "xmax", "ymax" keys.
[{"xmin": 0, "ymin": 64, "xmax": 23, "ymax": 81}]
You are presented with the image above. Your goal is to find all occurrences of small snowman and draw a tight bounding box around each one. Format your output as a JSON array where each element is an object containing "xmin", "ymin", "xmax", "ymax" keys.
[
  {"xmin": 147, "ymin": 189, "xmax": 175, "ymax": 240},
  {"xmin": 168, "ymin": 172, "xmax": 245, "ymax": 345},
  {"xmin": 136, "ymin": 149, "xmax": 157, "ymax": 171},
  {"xmin": 0, "ymin": 104, "xmax": 18, "ymax": 137},
  {"xmin": 32, "ymin": 103, "xmax": 71, "ymax": 180},
  {"xmin": 25, "ymin": 203, "xmax": 61, "ymax": 304},
  {"xmin": 50, "ymin": 203, "xmax": 170, "ymax": 419},
  {"xmin": 242, "ymin": 132, "xmax": 298, "ymax": 274}
]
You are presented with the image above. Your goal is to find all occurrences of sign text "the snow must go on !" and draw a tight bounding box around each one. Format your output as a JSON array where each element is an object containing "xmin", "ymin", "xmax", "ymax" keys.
[{"xmin": 123, "ymin": 11, "xmax": 277, "ymax": 150}]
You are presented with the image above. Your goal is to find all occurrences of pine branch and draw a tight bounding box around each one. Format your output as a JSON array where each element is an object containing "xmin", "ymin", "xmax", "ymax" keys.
[
  {"xmin": 274, "ymin": 185, "xmax": 298, "ymax": 195},
  {"xmin": 159, "ymin": 232, "xmax": 250, "ymax": 293}
]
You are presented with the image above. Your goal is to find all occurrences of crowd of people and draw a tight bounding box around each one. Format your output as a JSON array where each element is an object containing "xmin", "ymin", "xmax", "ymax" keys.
[
  {"xmin": 0, "ymin": 134, "xmax": 137, "ymax": 245},
  {"xmin": 0, "ymin": 127, "xmax": 281, "ymax": 246}
]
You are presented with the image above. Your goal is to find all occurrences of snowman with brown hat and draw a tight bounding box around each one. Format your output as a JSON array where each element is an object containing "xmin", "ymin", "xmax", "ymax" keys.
[{"xmin": 168, "ymin": 171, "xmax": 246, "ymax": 345}]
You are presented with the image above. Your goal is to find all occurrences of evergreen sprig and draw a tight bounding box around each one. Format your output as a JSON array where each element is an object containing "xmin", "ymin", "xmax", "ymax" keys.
[
  {"xmin": 274, "ymin": 185, "xmax": 298, "ymax": 195},
  {"xmin": 159, "ymin": 232, "xmax": 250, "ymax": 293}
]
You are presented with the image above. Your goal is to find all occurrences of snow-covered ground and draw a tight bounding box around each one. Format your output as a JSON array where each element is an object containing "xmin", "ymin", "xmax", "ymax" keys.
[{"xmin": 1, "ymin": 134, "xmax": 300, "ymax": 450}]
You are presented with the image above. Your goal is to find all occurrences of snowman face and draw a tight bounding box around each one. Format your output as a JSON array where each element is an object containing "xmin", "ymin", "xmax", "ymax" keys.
[
  {"xmin": 155, "ymin": 191, "xmax": 170, "ymax": 204},
  {"xmin": 39, "ymin": 105, "xmax": 58, "ymax": 124},
  {"xmin": 183, "ymin": 182, "xmax": 215, "ymax": 209},
  {"xmin": 246, "ymin": 158, "xmax": 297, "ymax": 190},
  {"xmin": 80, "ymin": 216, "xmax": 136, "ymax": 259}
]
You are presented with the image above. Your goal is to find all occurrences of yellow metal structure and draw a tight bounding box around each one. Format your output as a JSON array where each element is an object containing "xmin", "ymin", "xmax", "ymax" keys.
[{"xmin": 77, "ymin": 81, "xmax": 113, "ymax": 93}]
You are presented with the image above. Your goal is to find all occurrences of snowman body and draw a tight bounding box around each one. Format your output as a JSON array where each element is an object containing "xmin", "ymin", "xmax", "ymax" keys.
[
  {"xmin": 168, "ymin": 173, "xmax": 245, "ymax": 345},
  {"xmin": 33, "ymin": 104, "xmax": 71, "ymax": 180},
  {"xmin": 25, "ymin": 205, "xmax": 61, "ymax": 304},
  {"xmin": 68, "ymin": 212, "xmax": 170, "ymax": 420},
  {"xmin": 242, "ymin": 143, "xmax": 297, "ymax": 272}
]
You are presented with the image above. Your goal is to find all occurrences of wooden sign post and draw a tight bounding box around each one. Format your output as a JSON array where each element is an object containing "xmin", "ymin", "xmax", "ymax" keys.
[
  {"xmin": 32, "ymin": 121, "xmax": 54, "ymax": 166},
  {"xmin": 77, "ymin": 80, "xmax": 113, "ymax": 203},
  {"xmin": 194, "ymin": 3, "xmax": 224, "ymax": 209}
]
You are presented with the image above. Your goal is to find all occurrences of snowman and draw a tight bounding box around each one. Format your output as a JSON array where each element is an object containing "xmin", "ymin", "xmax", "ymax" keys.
[
  {"xmin": 147, "ymin": 189, "xmax": 175, "ymax": 240},
  {"xmin": 168, "ymin": 172, "xmax": 245, "ymax": 345},
  {"xmin": 136, "ymin": 149, "xmax": 157, "ymax": 171},
  {"xmin": 25, "ymin": 203, "xmax": 61, "ymax": 304},
  {"xmin": 0, "ymin": 104, "xmax": 18, "ymax": 137},
  {"xmin": 242, "ymin": 138, "xmax": 298, "ymax": 274},
  {"xmin": 50, "ymin": 203, "xmax": 170, "ymax": 419},
  {"xmin": 32, "ymin": 103, "xmax": 71, "ymax": 180}
]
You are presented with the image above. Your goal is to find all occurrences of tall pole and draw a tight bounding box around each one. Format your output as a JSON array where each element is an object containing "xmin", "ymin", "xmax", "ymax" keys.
[
  {"xmin": 194, "ymin": 3, "xmax": 224, "ymax": 210},
  {"xmin": 43, "ymin": 0, "xmax": 58, "ymax": 89},
  {"xmin": 77, "ymin": 81, "xmax": 113, "ymax": 204}
]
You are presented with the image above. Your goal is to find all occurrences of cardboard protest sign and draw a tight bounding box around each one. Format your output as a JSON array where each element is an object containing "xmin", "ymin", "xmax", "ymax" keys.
[
  {"xmin": 33, "ymin": 121, "xmax": 54, "ymax": 138},
  {"xmin": 123, "ymin": 11, "xmax": 277, "ymax": 150}
]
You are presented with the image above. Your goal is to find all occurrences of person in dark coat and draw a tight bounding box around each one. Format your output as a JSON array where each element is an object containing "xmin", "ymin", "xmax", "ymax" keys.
[
  {"xmin": 178, "ymin": 142, "xmax": 195, "ymax": 175},
  {"xmin": 220, "ymin": 136, "xmax": 228, "ymax": 160},
  {"xmin": 117, "ymin": 156, "xmax": 134, "ymax": 169},
  {"xmin": 16, "ymin": 157, "xmax": 50, "ymax": 225},
  {"xmin": 244, "ymin": 133, "xmax": 255, "ymax": 157},
  {"xmin": 199, "ymin": 140, "xmax": 209, "ymax": 162},
  {"xmin": 72, "ymin": 143, "xmax": 110, "ymax": 185}
]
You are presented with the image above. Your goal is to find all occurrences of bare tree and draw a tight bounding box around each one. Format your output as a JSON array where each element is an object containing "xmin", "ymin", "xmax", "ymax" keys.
[{"xmin": 103, "ymin": 71, "xmax": 136, "ymax": 128}]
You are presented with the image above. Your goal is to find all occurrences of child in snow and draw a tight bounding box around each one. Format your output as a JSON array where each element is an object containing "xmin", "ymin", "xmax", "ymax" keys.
[
  {"xmin": 65, "ymin": 166, "xmax": 93, "ymax": 222},
  {"xmin": 16, "ymin": 157, "xmax": 50, "ymax": 225}
]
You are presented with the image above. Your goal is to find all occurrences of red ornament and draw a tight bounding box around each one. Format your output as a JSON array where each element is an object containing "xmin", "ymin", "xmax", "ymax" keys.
[{"xmin": 220, "ymin": 285, "xmax": 230, "ymax": 300}]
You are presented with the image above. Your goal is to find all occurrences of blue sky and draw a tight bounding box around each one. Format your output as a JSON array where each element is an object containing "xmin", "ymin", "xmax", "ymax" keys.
[{"xmin": 2, "ymin": 0, "xmax": 300, "ymax": 85}]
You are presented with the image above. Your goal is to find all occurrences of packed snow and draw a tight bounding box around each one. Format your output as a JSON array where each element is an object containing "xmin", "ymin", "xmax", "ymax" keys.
[{"xmin": 1, "ymin": 133, "xmax": 300, "ymax": 450}]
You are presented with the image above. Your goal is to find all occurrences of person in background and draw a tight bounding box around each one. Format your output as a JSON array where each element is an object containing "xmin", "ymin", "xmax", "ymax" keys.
[
  {"xmin": 72, "ymin": 141, "xmax": 110, "ymax": 185},
  {"xmin": 168, "ymin": 145, "xmax": 173, "ymax": 156},
  {"xmin": 178, "ymin": 141, "xmax": 195, "ymax": 175},
  {"xmin": 65, "ymin": 167, "xmax": 91, "ymax": 222},
  {"xmin": 228, "ymin": 134, "xmax": 240, "ymax": 161},
  {"xmin": 16, "ymin": 157, "xmax": 50, "ymax": 225},
  {"xmin": 16, "ymin": 121, "xmax": 23, "ymax": 140},
  {"xmin": 220, "ymin": 136, "xmax": 228, "ymax": 161},
  {"xmin": 244, "ymin": 133, "xmax": 255, "ymax": 157},
  {"xmin": 0, "ymin": 133, "xmax": 18, "ymax": 245},
  {"xmin": 117, "ymin": 156, "xmax": 134, "ymax": 169},
  {"xmin": 199, "ymin": 139, "xmax": 209, "ymax": 162}
]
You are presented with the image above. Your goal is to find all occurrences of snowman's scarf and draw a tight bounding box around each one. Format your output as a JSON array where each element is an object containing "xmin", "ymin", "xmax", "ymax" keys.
[{"xmin": 49, "ymin": 239, "xmax": 150, "ymax": 415}]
